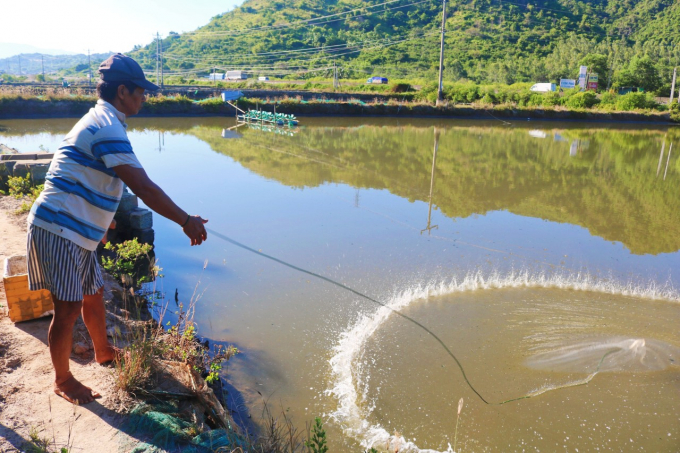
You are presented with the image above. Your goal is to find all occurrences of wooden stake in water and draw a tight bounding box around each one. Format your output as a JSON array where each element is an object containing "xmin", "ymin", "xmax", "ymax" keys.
[{"xmin": 454, "ymin": 397, "xmax": 464, "ymax": 452}]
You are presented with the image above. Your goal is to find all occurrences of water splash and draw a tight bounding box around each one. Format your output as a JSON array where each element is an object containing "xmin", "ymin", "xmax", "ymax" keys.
[
  {"xmin": 526, "ymin": 337, "xmax": 680, "ymax": 373},
  {"xmin": 326, "ymin": 270, "xmax": 679, "ymax": 452}
]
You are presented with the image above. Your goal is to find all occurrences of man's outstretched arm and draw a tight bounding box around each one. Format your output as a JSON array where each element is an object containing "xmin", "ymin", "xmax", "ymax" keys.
[{"xmin": 113, "ymin": 165, "xmax": 208, "ymax": 245}]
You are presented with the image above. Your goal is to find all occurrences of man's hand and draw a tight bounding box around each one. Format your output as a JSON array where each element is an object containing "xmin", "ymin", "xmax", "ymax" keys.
[{"xmin": 183, "ymin": 216, "xmax": 209, "ymax": 246}]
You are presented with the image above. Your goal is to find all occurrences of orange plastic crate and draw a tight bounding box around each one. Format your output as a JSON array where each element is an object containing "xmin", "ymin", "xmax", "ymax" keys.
[{"xmin": 3, "ymin": 255, "xmax": 53, "ymax": 322}]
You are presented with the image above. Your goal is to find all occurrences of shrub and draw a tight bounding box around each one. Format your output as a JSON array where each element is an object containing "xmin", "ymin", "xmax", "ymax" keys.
[
  {"xmin": 564, "ymin": 91, "xmax": 599, "ymax": 109},
  {"xmin": 5, "ymin": 175, "xmax": 43, "ymax": 214},
  {"xmin": 305, "ymin": 417, "xmax": 328, "ymax": 453},
  {"xmin": 670, "ymin": 102, "xmax": 680, "ymax": 123},
  {"xmin": 447, "ymin": 83, "xmax": 480, "ymax": 103},
  {"xmin": 390, "ymin": 83, "xmax": 413, "ymax": 93},
  {"xmin": 7, "ymin": 174, "xmax": 33, "ymax": 197},
  {"xmin": 480, "ymin": 93, "xmax": 494, "ymax": 105},
  {"xmin": 526, "ymin": 93, "xmax": 546, "ymax": 107},
  {"xmin": 418, "ymin": 82, "xmax": 439, "ymax": 102},
  {"xmin": 101, "ymin": 238, "xmax": 155, "ymax": 287},
  {"xmin": 542, "ymin": 91, "xmax": 562, "ymax": 107},
  {"xmin": 599, "ymin": 91, "xmax": 617, "ymax": 106},
  {"xmin": 615, "ymin": 92, "xmax": 653, "ymax": 111}
]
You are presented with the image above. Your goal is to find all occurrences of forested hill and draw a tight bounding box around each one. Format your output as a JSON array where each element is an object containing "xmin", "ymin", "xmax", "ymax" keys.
[{"xmin": 126, "ymin": 0, "xmax": 680, "ymax": 90}]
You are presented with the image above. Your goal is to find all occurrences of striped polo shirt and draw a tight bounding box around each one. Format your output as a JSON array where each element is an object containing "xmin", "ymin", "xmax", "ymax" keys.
[{"xmin": 28, "ymin": 100, "xmax": 142, "ymax": 251}]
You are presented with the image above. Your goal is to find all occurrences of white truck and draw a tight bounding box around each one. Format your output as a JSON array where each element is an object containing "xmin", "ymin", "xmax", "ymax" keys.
[
  {"xmin": 226, "ymin": 71, "xmax": 248, "ymax": 80},
  {"xmin": 530, "ymin": 83, "xmax": 557, "ymax": 92}
]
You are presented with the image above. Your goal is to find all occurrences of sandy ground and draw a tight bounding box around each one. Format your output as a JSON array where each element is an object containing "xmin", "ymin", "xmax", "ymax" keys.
[{"xmin": 0, "ymin": 196, "xmax": 139, "ymax": 453}]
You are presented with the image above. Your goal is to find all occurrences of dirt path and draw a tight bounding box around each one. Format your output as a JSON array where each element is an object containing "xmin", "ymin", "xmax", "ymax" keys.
[{"xmin": 0, "ymin": 197, "xmax": 138, "ymax": 453}]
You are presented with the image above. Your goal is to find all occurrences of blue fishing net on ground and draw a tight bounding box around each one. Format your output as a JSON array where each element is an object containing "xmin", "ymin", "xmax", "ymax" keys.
[{"xmin": 123, "ymin": 401, "xmax": 244, "ymax": 452}]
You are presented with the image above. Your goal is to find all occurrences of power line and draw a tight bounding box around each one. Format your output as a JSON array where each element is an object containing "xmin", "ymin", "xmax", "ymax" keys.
[
  {"xmin": 184, "ymin": 0, "xmax": 438, "ymax": 37},
  {"xmin": 146, "ymin": 32, "xmax": 438, "ymax": 78},
  {"xmin": 161, "ymin": 29, "xmax": 435, "ymax": 65}
]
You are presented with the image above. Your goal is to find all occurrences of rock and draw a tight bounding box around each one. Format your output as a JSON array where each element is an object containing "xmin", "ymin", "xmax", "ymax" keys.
[
  {"xmin": 0, "ymin": 144, "xmax": 19, "ymax": 155},
  {"xmin": 3, "ymin": 357, "xmax": 21, "ymax": 369},
  {"xmin": 73, "ymin": 341, "xmax": 91, "ymax": 355}
]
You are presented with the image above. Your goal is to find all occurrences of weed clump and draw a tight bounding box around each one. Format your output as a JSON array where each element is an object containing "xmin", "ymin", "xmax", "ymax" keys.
[{"xmin": 1, "ymin": 174, "xmax": 44, "ymax": 214}]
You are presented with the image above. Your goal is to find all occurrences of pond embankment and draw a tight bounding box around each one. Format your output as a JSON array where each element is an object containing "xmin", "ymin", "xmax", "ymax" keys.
[
  {"xmin": 0, "ymin": 194, "xmax": 244, "ymax": 453},
  {"xmin": 1, "ymin": 93, "xmax": 677, "ymax": 123}
]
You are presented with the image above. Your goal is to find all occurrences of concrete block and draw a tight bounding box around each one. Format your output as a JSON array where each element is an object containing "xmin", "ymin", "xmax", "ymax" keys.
[
  {"xmin": 0, "ymin": 161, "xmax": 13, "ymax": 178},
  {"xmin": 29, "ymin": 163, "xmax": 50, "ymax": 184},
  {"xmin": 129, "ymin": 208, "xmax": 153, "ymax": 230},
  {"xmin": 113, "ymin": 211, "xmax": 131, "ymax": 236},
  {"xmin": 13, "ymin": 153, "xmax": 37, "ymax": 161},
  {"xmin": 0, "ymin": 162, "xmax": 15, "ymax": 191},
  {"xmin": 117, "ymin": 190, "xmax": 138, "ymax": 213},
  {"xmin": 11, "ymin": 162, "xmax": 30, "ymax": 178},
  {"xmin": 132, "ymin": 228, "xmax": 155, "ymax": 245}
]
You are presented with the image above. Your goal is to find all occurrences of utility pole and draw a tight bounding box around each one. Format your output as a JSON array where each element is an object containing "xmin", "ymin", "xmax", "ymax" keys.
[
  {"xmin": 213, "ymin": 67, "xmax": 216, "ymax": 86},
  {"xmin": 41, "ymin": 55, "xmax": 45, "ymax": 82},
  {"xmin": 333, "ymin": 61, "xmax": 338, "ymax": 90},
  {"xmin": 87, "ymin": 49, "xmax": 92, "ymax": 87},
  {"xmin": 670, "ymin": 67, "xmax": 677, "ymax": 105},
  {"xmin": 606, "ymin": 41, "xmax": 616, "ymax": 91},
  {"xmin": 156, "ymin": 32, "xmax": 160, "ymax": 85},
  {"xmin": 436, "ymin": 0, "xmax": 447, "ymax": 105},
  {"xmin": 160, "ymin": 35, "xmax": 164, "ymax": 88}
]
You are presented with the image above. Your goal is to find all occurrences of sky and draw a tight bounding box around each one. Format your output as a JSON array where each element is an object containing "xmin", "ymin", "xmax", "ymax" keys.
[{"xmin": 0, "ymin": 0, "xmax": 244, "ymax": 57}]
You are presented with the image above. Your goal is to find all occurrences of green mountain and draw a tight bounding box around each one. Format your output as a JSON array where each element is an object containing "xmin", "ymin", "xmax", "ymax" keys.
[{"xmin": 127, "ymin": 0, "xmax": 680, "ymax": 91}]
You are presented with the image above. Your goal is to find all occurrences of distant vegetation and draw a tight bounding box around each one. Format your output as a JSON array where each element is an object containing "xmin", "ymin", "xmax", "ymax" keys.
[
  {"xmin": 3, "ymin": 1, "xmax": 679, "ymax": 98},
  {"xmin": 123, "ymin": 0, "xmax": 680, "ymax": 95}
]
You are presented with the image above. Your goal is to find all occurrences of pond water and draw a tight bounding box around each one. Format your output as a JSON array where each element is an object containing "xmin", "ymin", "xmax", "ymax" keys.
[{"xmin": 2, "ymin": 117, "xmax": 679, "ymax": 452}]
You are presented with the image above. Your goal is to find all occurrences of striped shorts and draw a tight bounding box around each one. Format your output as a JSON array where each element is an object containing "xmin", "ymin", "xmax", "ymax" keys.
[{"xmin": 27, "ymin": 225, "xmax": 104, "ymax": 302}]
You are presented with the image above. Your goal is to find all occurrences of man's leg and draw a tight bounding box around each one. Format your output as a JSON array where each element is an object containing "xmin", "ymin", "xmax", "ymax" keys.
[
  {"xmin": 81, "ymin": 287, "xmax": 116, "ymax": 364},
  {"xmin": 49, "ymin": 299, "xmax": 100, "ymax": 404}
]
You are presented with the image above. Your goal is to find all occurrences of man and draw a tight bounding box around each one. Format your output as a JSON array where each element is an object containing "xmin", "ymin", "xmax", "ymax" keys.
[{"xmin": 26, "ymin": 53, "xmax": 208, "ymax": 404}]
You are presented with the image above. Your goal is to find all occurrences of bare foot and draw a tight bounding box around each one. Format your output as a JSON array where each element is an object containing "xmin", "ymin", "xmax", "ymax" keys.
[
  {"xmin": 95, "ymin": 344, "xmax": 123, "ymax": 365},
  {"xmin": 54, "ymin": 375, "xmax": 101, "ymax": 405}
]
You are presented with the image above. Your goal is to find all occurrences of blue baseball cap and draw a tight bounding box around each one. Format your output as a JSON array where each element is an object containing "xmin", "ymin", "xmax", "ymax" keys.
[{"xmin": 98, "ymin": 53, "xmax": 159, "ymax": 92}]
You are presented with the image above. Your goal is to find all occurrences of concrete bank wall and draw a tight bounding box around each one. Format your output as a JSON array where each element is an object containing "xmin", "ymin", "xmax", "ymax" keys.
[{"xmin": 0, "ymin": 96, "xmax": 675, "ymax": 123}]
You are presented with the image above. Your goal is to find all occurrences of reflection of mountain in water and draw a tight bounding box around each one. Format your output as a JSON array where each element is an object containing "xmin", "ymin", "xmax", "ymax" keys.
[
  {"xmin": 189, "ymin": 122, "xmax": 679, "ymax": 256},
  {"xmin": 3, "ymin": 117, "xmax": 676, "ymax": 255}
]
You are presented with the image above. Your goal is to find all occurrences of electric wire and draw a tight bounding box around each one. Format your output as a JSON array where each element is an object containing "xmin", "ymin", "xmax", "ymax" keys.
[
  {"xmin": 162, "ymin": 30, "xmax": 437, "ymax": 69},
  {"xmin": 184, "ymin": 0, "xmax": 438, "ymax": 37}
]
